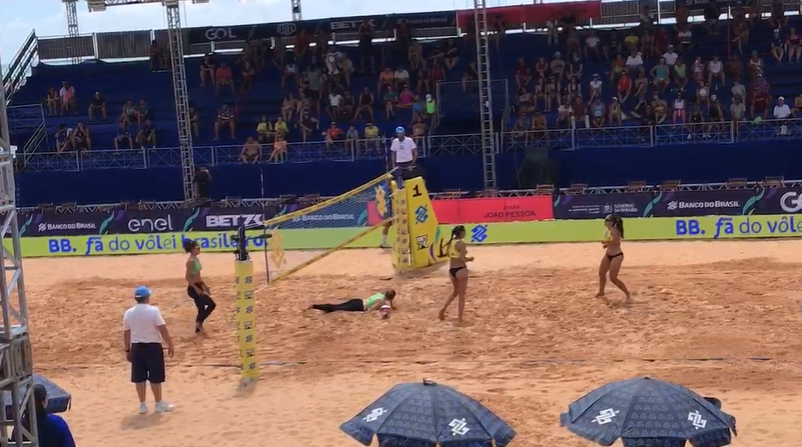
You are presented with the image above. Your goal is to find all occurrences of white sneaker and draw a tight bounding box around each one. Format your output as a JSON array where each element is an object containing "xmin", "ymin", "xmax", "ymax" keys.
[
  {"xmin": 137, "ymin": 403, "xmax": 148, "ymax": 415},
  {"xmin": 154, "ymin": 401, "xmax": 175, "ymax": 413}
]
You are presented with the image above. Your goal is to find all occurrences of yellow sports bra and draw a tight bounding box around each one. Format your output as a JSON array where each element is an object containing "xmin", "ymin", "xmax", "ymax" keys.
[
  {"xmin": 448, "ymin": 240, "xmax": 461, "ymax": 259},
  {"xmin": 602, "ymin": 229, "xmax": 612, "ymax": 242}
]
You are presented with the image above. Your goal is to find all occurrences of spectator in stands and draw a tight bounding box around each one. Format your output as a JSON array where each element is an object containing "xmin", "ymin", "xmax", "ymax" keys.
[
  {"xmin": 120, "ymin": 100, "xmax": 137, "ymax": 128},
  {"xmin": 640, "ymin": 31, "xmax": 654, "ymax": 59},
  {"xmin": 747, "ymin": 51, "xmax": 763, "ymax": 79},
  {"xmin": 584, "ymin": 30, "xmax": 602, "ymax": 61},
  {"xmin": 358, "ymin": 19, "xmax": 375, "ymax": 73},
  {"xmin": 87, "ymin": 91, "xmax": 106, "ymax": 122},
  {"xmin": 689, "ymin": 103, "xmax": 703, "ymax": 135},
  {"xmin": 341, "ymin": 91, "xmax": 355, "ymax": 120},
  {"xmin": 528, "ymin": 111, "xmax": 547, "ymax": 142},
  {"xmin": 274, "ymin": 117, "xmax": 289, "ymax": 141},
  {"xmin": 773, "ymin": 96, "xmax": 794, "ymax": 121},
  {"xmin": 215, "ymin": 63, "xmax": 235, "ymax": 96},
  {"xmin": 411, "ymin": 94, "xmax": 425, "ymax": 124},
  {"xmin": 588, "ymin": 73, "xmax": 602, "ymax": 98},
  {"xmin": 748, "ymin": 0, "xmax": 762, "ymax": 25},
  {"xmin": 703, "ymin": 0, "xmax": 721, "ymax": 35},
  {"xmin": 706, "ymin": 97, "xmax": 725, "ymax": 135},
  {"xmin": 397, "ymin": 87, "xmax": 415, "ymax": 111},
  {"xmin": 149, "ymin": 40, "xmax": 166, "ymax": 70},
  {"xmin": 443, "ymin": 40, "xmax": 460, "ymax": 71},
  {"xmin": 616, "ymin": 72, "xmax": 631, "ymax": 103},
  {"xmin": 609, "ymin": 97, "xmax": 623, "ymax": 126},
  {"xmin": 462, "ymin": 62, "xmax": 478, "ymax": 93},
  {"xmin": 190, "ymin": 107, "xmax": 200, "ymax": 138},
  {"xmin": 730, "ymin": 96, "xmax": 746, "ymax": 124},
  {"xmin": 726, "ymin": 56, "xmax": 744, "ymax": 83},
  {"xmin": 534, "ymin": 78, "xmax": 546, "ymax": 109},
  {"xmin": 137, "ymin": 99, "xmax": 152, "ymax": 125},
  {"xmin": 787, "ymin": 28, "xmax": 801, "ymax": 63},
  {"xmin": 327, "ymin": 89, "xmax": 343, "ymax": 120},
  {"xmin": 345, "ymin": 125, "xmax": 359, "ymax": 152},
  {"xmin": 307, "ymin": 64, "xmax": 324, "ymax": 112},
  {"xmin": 605, "ymin": 31, "xmax": 621, "ymax": 61},
  {"xmin": 673, "ymin": 58, "xmax": 688, "ymax": 90},
  {"xmin": 629, "ymin": 99, "xmax": 647, "ymax": 122},
  {"xmin": 534, "ymin": 57, "xmax": 548, "ymax": 81},
  {"xmin": 556, "ymin": 98, "xmax": 572, "ymax": 129},
  {"xmin": 672, "ymin": 92, "xmax": 687, "ymax": 124},
  {"xmin": 512, "ymin": 112, "xmax": 529, "ymax": 139},
  {"xmin": 55, "ymin": 124, "xmax": 71, "ymax": 152},
  {"xmin": 199, "ymin": 54, "xmax": 215, "ymax": 88},
  {"xmin": 354, "ymin": 87, "xmax": 375, "ymax": 121},
  {"xmin": 378, "ymin": 67, "xmax": 394, "ymax": 95},
  {"xmin": 697, "ymin": 82, "xmax": 711, "ymax": 109},
  {"xmin": 59, "ymin": 81, "xmax": 75, "ymax": 115},
  {"xmin": 73, "ymin": 121, "xmax": 91, "ymax": 151},
  {"xmin": 281, "ymin": 93, "xmax": 297, "ymax": 123},
  {"xmin": 623, "ymin": 31, "xmax": 639, "ymax": 54},
  {"xmin": 589, "ymin": 96, "xmax": 606, "ymax": 128},
  {"xmin": 545, "ymin": 17, "xmax": 559, "ymax": 47},
  {"xmin": 550, "ymin": 52, "xmax": 566, "ymax": 83},
  {"xmin": 653, "ymin": 27, "xmax": 671, "ymax": 58},
  {"xmin": 708, "ymin": 56, "xmax": 725, "ymax": 89},
  {"xmin": 323, "ymin": 123, "xmax": 343, "ymax": 149},
  {"xmin": 769, "ymin": 0, "xmax": 788, "ymax": 29},
  {"xmin": 383, "ymin": 86, "xmax": 398, "ymax": 120},
  {"xmin": 625, "ymin": 51, "xmax": 644, "ymax": 77},
  {"xmin": 240, "ymin": 137, "xmax": 262, "ymax": 164},
  {"xmin": 137, "ymin": 119, "xmax": 157, "ymax": 149},
  {"xmin": 676, "ymin": 23, "xmax": 693, "ymax": 54},
  {"xmin": 240, "ymin": 60, "xmax": 256, "ymax": 94},
  {"xmin": 751, "ymin": 85, "xmax": 769, "ymax": 119},
  {"xmin": 567, "ymin": 53, "xmax": 583, "ymax": 81},
  {"xmin": 663, "ymin": 45, "xmax": 678, "ymax": 67},
  {"xmin": 408, "ymin": 39, "xmax": 423, "ymax": 69},
  {"xmin": 731, "ymin": 16, "xmax": 749, "ymax": 55},
  {"xmin": 771, "ymin": 27, "xmax": 785, "ymax": 62},
  {"xmin": 429, "ymin": 62, "xmax": 445, "ymax": 91},
  {"xmin": 363, "ymin": 122, "xmax": 381, "ymax": 152},
  {"xmin": 281, "ymin": 55, "xmax": 298, "ymax": 89},
  {"xmin": 214, "ymin": 104, "xmax": 235, "ymax": 141},
  {"xmin": 545, "ymin": 76, "xmax": 558, "ymax": 112},
  {"xmin": 731, "ymin": 80, "xmax": 746, "ymax": 102},
  {"xmin": 639, "ymin": 5, "xmax": 656, "ymax": 30},
  {"xmin": 651, "ymin": 58, "xmax": 670, "ymax": 94},
  {"xmin": 692, "ymin": 57, "xmax": 705, "ymax": 83},
  {"xmin": 633, "ymin": 72, "xmax": 649, "ymax": 102},
  {"xmin": 45, "ymin": 87, "xmax": 59, "ymax": 116},
  {"xmin": 651, "ymin": 94, "xmax": 668, "ymax": 124},
  {"xmin": 394, "ymin": 65, "xmax": 411, "ymax": 92},
  {"xmin": 297, "ymin": 112, "xmax": 319, "ymax": 143},
  {"xmin": 115, "ymin": 122, "xmax": 133, "ymax": 150},
  {"xmin": 795, "ymin": 93, "xmax": 802, "ymax": 112},
  {"xmin": 337, "ymin": 52, "xmax": 354, "ymax": 88},
  {"xmin": 268, "ymin": 134, "xmax": 287, "ymax": 163},
  {"xmin": 194, "ymin": 167, "xmax": 211, "ymax": 200},
  {"xmin": 565, "ymin": 77, "xmax": 581, "ymax": 102},
  {"xmin": 257, "ymin": 116, "xmax": 274, "ymax": 143},
  {"xmin": 572, "ymin": 95, "xmax": 588, "ymax": 128}
]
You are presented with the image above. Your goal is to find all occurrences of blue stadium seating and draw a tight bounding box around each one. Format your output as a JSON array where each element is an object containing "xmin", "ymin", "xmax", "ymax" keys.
[{"xmin": 9, "ymin": 15, "xmax": 802, "ymax": 205}]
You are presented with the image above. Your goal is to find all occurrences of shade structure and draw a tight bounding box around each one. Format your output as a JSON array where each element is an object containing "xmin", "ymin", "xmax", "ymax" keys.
[
  {"xmin": 340, "ymin": 379, "xmax": 516, "ymax": 447},
  {"xmin": 560, "ymin": 377, "xmax": 737, "ymax": 447}
]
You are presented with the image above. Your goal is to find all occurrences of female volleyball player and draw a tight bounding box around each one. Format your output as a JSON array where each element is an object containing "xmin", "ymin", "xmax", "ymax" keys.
[
  {"xmin": 308, "ymin": 289, "xmax": 396, "ymax": 315},
  {"xmin": 183, "ymin": 239, "xmax": 217, "ymax": 333},
  {"xmin": 439, "ymin": 225, "xmax": 473, "ymax": 322},
  {"xmin": 597, "ymin": 214, "xmax": 631, "ymax": 304}
]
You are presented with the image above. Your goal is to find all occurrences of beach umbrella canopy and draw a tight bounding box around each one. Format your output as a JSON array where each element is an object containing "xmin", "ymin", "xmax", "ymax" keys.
[
  {"xmin": 340, "ymin": 379, "xmax": 516, "ymax": 447},
  {"xmin": 560, "ymin": 377, "xmax": 737, "ymax": 447}
]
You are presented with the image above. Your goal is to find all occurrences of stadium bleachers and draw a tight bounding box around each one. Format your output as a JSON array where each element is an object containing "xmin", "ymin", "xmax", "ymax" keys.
[{"xmin": 6, "ymin": 2, "xmax": 802, "ymax": 205}]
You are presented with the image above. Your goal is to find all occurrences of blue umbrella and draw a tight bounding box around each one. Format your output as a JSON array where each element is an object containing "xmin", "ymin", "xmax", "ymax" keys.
[
  {"xmin": 560, "ymin": 377, "xmax": 737, "ymax": 447},
  {"xmin": 340, "ymin": 379, "xmax": 516, "ymax": 447}
]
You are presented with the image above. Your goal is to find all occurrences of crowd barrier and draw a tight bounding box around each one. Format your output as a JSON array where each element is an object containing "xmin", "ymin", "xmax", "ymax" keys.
[
  {"xmin": 16, "ymin": 214, "xmax": 802, "ymax": 258},
  {"xmin": 20, "ymin": 118, "xmax": 802, "ymax": 172},
  {"xmin": 21, "ymin": 186, "xmax": 802, "ymax": 237}
]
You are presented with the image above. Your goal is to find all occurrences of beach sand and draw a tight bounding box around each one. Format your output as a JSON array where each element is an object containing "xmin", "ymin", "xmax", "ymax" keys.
[{"xmin": 28, "ymin": 240, "xmax": 802, "ymax": 446}]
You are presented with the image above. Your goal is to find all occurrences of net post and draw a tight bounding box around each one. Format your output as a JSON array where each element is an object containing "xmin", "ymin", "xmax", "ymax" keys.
[{"xmin": 232, "ymin": 225, "xmax": 259, "ymax": 384}]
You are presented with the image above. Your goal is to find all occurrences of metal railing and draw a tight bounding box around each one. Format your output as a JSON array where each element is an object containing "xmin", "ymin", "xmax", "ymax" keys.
[{"xmin": 20, "ymin": 118, "xmax": 802, "ymax": 172}]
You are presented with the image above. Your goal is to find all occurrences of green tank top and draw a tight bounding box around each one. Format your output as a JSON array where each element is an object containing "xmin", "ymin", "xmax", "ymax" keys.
[
  {"xmin": 364, "ymin": 293, "xmax": 384, "ymax": 309},
  {"xmin": 190, "ymin": 258, "xmax": 201, "ymax": 274}
]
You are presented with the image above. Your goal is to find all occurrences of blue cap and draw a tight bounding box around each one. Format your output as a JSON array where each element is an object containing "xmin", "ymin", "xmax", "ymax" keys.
[
  {"xmin": 395, "ymin": 126, "xmax": 405, "ymax": 134},
  {"xmin": 134, "ymin": 286, "xmax": 152, "ymax": 300}
]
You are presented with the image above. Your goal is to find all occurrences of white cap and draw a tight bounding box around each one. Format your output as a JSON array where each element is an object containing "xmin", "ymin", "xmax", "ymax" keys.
[{"xmin": 779, "ymin": 96, "xmax": 785, "ymax": 101}]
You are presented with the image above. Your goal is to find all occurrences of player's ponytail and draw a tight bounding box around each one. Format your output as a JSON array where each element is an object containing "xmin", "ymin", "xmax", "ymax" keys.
[
  {"xmin": 447, "ymin": 225, "xmax": 465, "ymax": 248},
  {"xmin": 611, "ymin": 214, "xmax": 625, "ymax": 239}
]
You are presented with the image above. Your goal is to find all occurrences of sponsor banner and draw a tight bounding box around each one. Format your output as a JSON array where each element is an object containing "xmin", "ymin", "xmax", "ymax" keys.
[
  {"xmin": 17, "ymin": 206, "xmax": 280, "ymax": 237},
  {"xmin": 13, "ymin": 214, "xmax": 802, "ymax": 257},
  {"xmin": 675, "ymin": 0, "xmax": 740, "ymax": 11},
  {"xmin": 649, "ymin": 189, "xmax": 755, "ymax": 217},
  {"xmin": 457, "ymin": 2, "xmax": 602, "ymax": 28},
  {"xmin": 751, "ymin": 187, "xmax": 802, "ymax": 215},
  {"xmin": 432, "ymin": 196, "xmax": 554, "ymax": 224},
  {"xmin": 187, "ymin": 11, "xmax": 457, "ymax": 44},
  {"xmin": 553, "ymin": 193, "xmax": 653, "ymax": 219}
]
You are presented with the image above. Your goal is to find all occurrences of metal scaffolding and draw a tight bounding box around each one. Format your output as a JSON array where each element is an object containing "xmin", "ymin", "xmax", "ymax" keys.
[
  {"xmin": 291, "ymin": 0, "xmax": 302, "ymax": 21},
  {"xmin": 473, "ymin": 0, "xmax": 496, "ymax": 188},
  {"xmin": 0, "ymin": 58, "xmax": 37, "ymax": 447},
  {"xmin": 62, "ymin": 0, "xmax": 82, "ymax": 65}
]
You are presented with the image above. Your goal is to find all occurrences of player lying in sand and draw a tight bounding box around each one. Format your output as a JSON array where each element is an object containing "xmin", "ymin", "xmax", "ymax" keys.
[{"xmin": 309, "ymin": 289, "xmax": 396, "ymax": 316}]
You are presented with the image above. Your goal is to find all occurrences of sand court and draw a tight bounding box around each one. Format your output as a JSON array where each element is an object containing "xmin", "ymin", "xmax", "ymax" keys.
[{"xmin": 25, "ymin": 240, "xmax": 802, "ymax": 446}]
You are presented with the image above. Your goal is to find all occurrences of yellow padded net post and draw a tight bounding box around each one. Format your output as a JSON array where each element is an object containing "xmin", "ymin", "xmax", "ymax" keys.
[
  {"xmin": 234, "ymin": 260, "xmax": 259, "ymax": 382},
  {"xmin": 392, "ymin": 176, "xmax": 448, "ymax": 272}
]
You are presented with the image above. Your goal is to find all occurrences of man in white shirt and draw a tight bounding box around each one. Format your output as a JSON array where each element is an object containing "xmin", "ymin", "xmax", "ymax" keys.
[
  {"xmin": 625, "ymin": 52, "xmax": 644, "ymax": 76},
  {"xmin": 383, "ymin": 126, "xmax": 418, "ymax": 248},
  {"xmin": 589, "ymin": 73, "xmax": 603, "ymax": 97},
  {"xmin": 123, "ymin": 286, "xmax": 175, "ymax": 415},
  {"xmin": 662, "ymin": 45, "xmax": 678, "ymax": 66},
  {"xmin": 773, "ymin": 96, "xmax": 794, "ymax": 135}
]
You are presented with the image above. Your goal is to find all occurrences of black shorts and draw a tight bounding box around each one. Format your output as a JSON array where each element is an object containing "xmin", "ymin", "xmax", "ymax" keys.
[
  {"xmin": 449, "ymin": 266, "xmax": 466, "ymax": 278},
  {"xmin": 130, "ymin": 343, "xmax": 166, "ymax": 384}
]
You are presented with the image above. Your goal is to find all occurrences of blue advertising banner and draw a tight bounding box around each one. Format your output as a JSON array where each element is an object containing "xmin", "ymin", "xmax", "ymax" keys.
[
  {"xmin": 187, "ymin": 11, "xmax": 457, "ymax": 44},
  {"xmin": 649, "ymin": 189, "xmax": 759, "ymax": 217},
  {"xmin": 553, "ymin": 193, "xmax": 653, "ymax": 219},
  {"xmin": 17, "ymin": 206, "xmax": 280, "ymax": 237},
  {"xmin": 750, "ymin": 187, "xmax": 802, "ymax": 215}
]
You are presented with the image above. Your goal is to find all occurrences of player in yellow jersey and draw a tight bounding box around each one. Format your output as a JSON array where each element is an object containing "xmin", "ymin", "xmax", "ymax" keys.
[
  {"xmin": 438, "ymin": 225, "xmax": 473, "ymax": 322},
  {"xmin": 598, "ymin": 214, "xmax": 631, "ymax": 304}
]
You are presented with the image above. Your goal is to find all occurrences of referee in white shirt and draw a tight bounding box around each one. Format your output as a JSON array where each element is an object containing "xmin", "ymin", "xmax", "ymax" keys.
[
  {"xmin": 123, "ymin": 286, "xmax": 175, "ymax": 415},
  {"xmin": 381, "ymin": 126, "xmax": 419, "ymax": 248}
]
